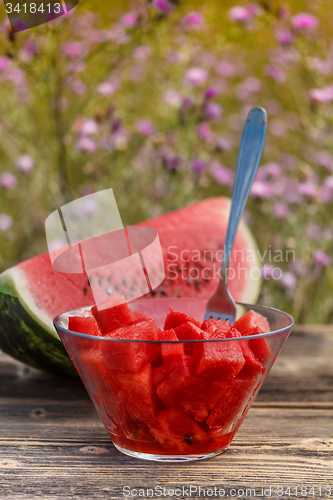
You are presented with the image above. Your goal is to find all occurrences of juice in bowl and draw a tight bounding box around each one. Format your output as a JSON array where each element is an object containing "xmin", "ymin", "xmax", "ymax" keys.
[{"xmin": 53, "ymin": 297, "xmax": 294, "ymax": 462}]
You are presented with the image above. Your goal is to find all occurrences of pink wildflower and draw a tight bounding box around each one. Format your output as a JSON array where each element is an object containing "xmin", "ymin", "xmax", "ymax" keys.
[
  {"xmin": 0, "ymin": 214, "xmax": 13, "ymax": 231},
  {"xmin": 291, "ymin": 13, "xmax": 319, "ymax": 31},
  {"xmin": 183, "ymin": 67, "xmax": 208, "ymax": 87},
  {"xmin": 16, "ymin": 154, "xmax": 34, "ymax": 173},
  {"xmin": 181, "ymin": 12, "xmax": 204, "ymax": 30},
  {"xmin": 0, "ymin": 172, "xmax": 17, "ymax": 189}
]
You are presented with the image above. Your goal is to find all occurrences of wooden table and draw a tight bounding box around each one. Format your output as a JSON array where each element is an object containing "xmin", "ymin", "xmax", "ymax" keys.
[{"xmin": 1, "ymin": 325, "xmax": 332, "ymax": 499}]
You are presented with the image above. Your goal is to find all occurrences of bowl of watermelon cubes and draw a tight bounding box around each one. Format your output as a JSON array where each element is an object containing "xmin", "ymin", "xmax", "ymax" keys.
[{"xmin": 54, "ymin": 298, "xmax": 294, "ymax": 462}]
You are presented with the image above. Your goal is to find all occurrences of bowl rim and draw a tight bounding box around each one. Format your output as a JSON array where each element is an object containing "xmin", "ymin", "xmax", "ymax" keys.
[{"xmin": 53, "ymin": 299, "xmax": 295, "ymax": 343}]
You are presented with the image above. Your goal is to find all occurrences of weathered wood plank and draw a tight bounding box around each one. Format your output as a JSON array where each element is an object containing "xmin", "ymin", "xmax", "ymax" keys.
[{"xmin": 0, "ymin": 408, "xmax": 332, "ymax": 499}]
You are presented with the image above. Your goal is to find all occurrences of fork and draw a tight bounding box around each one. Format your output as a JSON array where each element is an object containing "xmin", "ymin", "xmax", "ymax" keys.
[{"xmin": 204, "ymin": 106, "xmax": 267, "ymax": 324}]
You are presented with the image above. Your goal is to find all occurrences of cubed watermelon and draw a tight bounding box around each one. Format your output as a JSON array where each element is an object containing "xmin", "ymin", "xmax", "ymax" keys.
[
  {"xmin": 206, "ymin": 376, "xmax": 258, "ymax": 430},
  {"xmin": 246, "ymin": 327, "xmax": 272, "ymax": 365},
  {"xmin": 233, "ymin": 310, "xmax": 270, "ymax": 335},
  {"xmin": 68, "ymin": 316, "xmax": 100, "ymax": 336},
  {"xmin": 158, "ymin": 329, "xmax": 184, "ymax": 361},
  {"xmin": 164, "ymin": 309, "xmax": 200, "ymax": 330},
  {"xmin": 102, "ymin": 320, "xmax": 158, "ymax": 372},
  {"xmin": 110, "ymin": 363, "xmax": 156, "ymax": 422},
  {"xmin": 147, "ymin": 408, "xmax": 208, "ymax": 453},
  {"xmin": 131, "ymin": 310, "xmax": 153, "ymax": 324},
  {"xmin": 201, "ymin": 318, "xmax": 230, "ymax": 333},
  {"xmin": 92, "ymin": 299, "xmax": 134, "ymax": 334},
  {"xmin": 193, "ymin": 329, "xmax": 245, "ymax": 379}
]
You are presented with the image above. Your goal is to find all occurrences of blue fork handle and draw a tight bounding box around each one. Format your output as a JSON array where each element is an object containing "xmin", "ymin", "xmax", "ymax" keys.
[{"xmin": 222, "ymin": 107, "xmax": 267, "ymax": 277}]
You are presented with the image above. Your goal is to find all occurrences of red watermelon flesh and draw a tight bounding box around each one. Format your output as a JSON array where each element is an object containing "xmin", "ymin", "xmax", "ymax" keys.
[
  {"xmin": 246, "ymin": 327, "xmax": 272, "ymax": 365},
  {"xmin": 68, "ymin": 316, "xmax": 100, "ymax": 336},
  {"xmin": 101, "ymin": 320, "xmax": 158, "ymax": 372},
  {"xmin": 164, "ymin": 309, "xmax": 200, "ymax": 330},
  {"xmin": 108, "ymin": 363, "xmax": 156, "ymax": 422},
  {"xmin": 193, "ymin": 329, "xmax": 245, "ymax": 379},
  {"xmin": 157, "ymin": 329, "xmax": 185, "ymax": 361},
  {"xmin": 233, "ymin": 310, "xmax": 270, "ymax": 335},
  {"xmin": 147, "ymin": 408, "xmax": 209, "ymax": 454}
]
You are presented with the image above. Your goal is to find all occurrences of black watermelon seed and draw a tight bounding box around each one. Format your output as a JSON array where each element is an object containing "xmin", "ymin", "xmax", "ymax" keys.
[
  {"xmin": 98, "ymin": 278, "xmax": 103, "ymax": 287},
  {"xmin": 83, "ymin": 287, "xmax": 88, "ymax": 294},
  {"xmin": 107, "ymin": 277, "xmax": 111, "ymax": 284},
  {"xmin": 184, "ymin": 434, "xmax": 193, "ymax": 445},
  {"xmin": 150, "ymin": 290, "xmax": 156, "ymax": 297},
  {"xmin": 122, "ymin": 279, "xmax": 127, "ymax": 287}
]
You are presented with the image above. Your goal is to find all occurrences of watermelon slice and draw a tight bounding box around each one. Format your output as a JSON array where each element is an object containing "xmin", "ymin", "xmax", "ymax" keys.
[
  {"xmin": 164, "ymin": 309, "xmax": 200, "ymax": 330},
  {"xmin": 0, "ymin": 198, "xmax": 261, "ymax": 375},
  {"xmin": 157, "ymin": 329, "xmax": 185, "ymax": 361}
]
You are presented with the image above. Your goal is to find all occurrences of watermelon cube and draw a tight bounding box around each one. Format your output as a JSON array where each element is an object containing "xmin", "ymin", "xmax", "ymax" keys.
[
  {"xmin": 110, "ymin": 363, "xmax": 156, "ymax": 422},
  {"xmin": 92, "ymin": 299, "xmax": 134, "ymax": 334},
  {"xmin": 131, "ymin": 310, "xmax": 152, "ymax": 324},
  {"xmin": 164, "ymin": 309, "xmax": 200, "ymax": 330},
  {"xmin": 155, "ymin": 355, "xmax": 197, "ymax": 403},
  {"xmin": 201, "ymin": 318, "xmax": 230, "ymax": 333},
  {"xmin": 147, "ymin": 408, "xmax": 208, "ymax": 453},
  {"xmin": 158, "ymin": 329, "xmax": 184, "ymax": 362},
  {"xmin": 247, "ymin": 327, "xmax": 272, "ymax": 365},
  {"xmin": 233, "ymin": 310, "xmax": 270, "ymax": 335},
  {"xmin": 193, "ymin": 329, "xmax": 245, "ymax": 379},
  {"xmin": 102, "ymin": 320, "xmax": 158, "ymax": 372},
  {"xmin": 68, "ymin": 316, "xmax": 100, "ymax": 336},
  {"xmin": 206, "ymin": 376, "xmax": 258, "ymax": 430},
  {"xmin": 174, "ymin": 321, "xmax": 204, "ymax": 341}
]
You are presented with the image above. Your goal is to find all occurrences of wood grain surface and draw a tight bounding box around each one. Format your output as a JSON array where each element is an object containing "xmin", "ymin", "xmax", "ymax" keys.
[{"xmin": 0, "ymin": 326, "xmax": 332, "ymax": 500}]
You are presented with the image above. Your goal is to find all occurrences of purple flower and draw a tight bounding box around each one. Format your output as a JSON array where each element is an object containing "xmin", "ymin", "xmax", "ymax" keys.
[
  {"xmin": 310, "ymin": 57, "xmax": 332, "ymax": 75},
  {"xmin": 0, "ymin": 172, "xmax": 17, "ymax": 189},
  {"xmin": 120, "ymin": 13, "xmax": 137, "ymax": 29},
  {"xmin": 265, "ymin": 65, "xmax": 286, "ymax": 83},
  {"xmin": 76, "ymin": 137, "xmax": 96, "ymax": 153},
  {"xmin": 276, "ymin": 31, "xmax": 294, "ymax": 45},
  {"xmin": 152, "ymin": 0, "xmax": 172, "ymax": 14},
  {"xmin": 251, "ymin": 181, "xmax": 272, "ymax": 198},
  {"xmin": 324, "ymin": 176, "xmax": 333, "ymax": 189},
  {"xmin": 164, "ymin": 89, "xmax": 182, "ymax": 108},
  {"xmin": 190, "ymin": 159, "xmax": 206, "ymax": 172},
  {"xmin": 197, "ymin": 122, "xmax": 215, "ymax": 144},
  {"xmin": 183, "ymin": 67, "xmax": 208, "ymax": 87},
  {"xmin": 316, "ymin": 151, "xmax": 333, "ymax": 170},
  {"xmin": 308, "ymin": 86, "xmax": 333, "ymax": 104},
  {"xmin": 280, "ymin": 271, "xmax": 297, "ymax": 289},
  {"xmin": 0, "ymin": 56, "xmax": 9, "ymax": 71},
  {"xmin": 0, "ymin": 214, "xmax": 13, "ymax": 231},
  {"xmin": 181, "ymin": 12, "xmax": 204, "ymax": 30},
  {"xmin": 215, "ymin": 61, "xmax": 237, "ymax": 77},
  {"xmin": 216, "ymin": 136, "xmax": 233, "ymax": 152},
  {"xmin": 210, "ymin": 162, "xmax": 234, "ymax": 186},
  {"xmin": 228, "ymin": 5, "xmax": 253, "ymax": 23},
  {"xmin": 19, "ymin": 40, "xmax": 38, "ymax": 63},
  {"xmin": 136, "ymin": 120, "xmax": 155, "ymax": 136},
  {"xmin": 79, "ymin": 119, "xmax": 99, "ymax": 135},
  {"xmin": 299, "ymin": 182, "xmax": 317, "ymax": 197},
  {"xmin": 97, "ymin": 77, "xmax": 120, "ymax": 97},
  {"xmin": 71, "ymin": 80, "xmax": 87, "ymax": 95},
  {"xmin": 16, "ymin": 154, "xmax": 34, "ymax": 173},
  {"xmin": 319, "ymin": 185, "xmax": 332, "ymax": 203},
  {"xmin": 132, "ymin": 45, "xmax": 151, "ymax": 62},
  {"xmin": 261, "ymin": 264, "xmax": 281, "ymax": 280},
  {"xmin": 204, "ymin": 102, "xmax": 223, "ymax": 122},
  {"xmin": 113, "ymin": 128, "xmax": 130, "ymax": 150},
  {"xmin": 291, "ymin": 13, "xmax": 319, "ymax": 32},
  {"xmin": 265, "ymin": 162, "xmax": 281, "ymax": 177},
  {"xmin": 306, "ymin": 223, "xmax": 322, "ymax": 241},
  {"xmin": 314, "ymin": 250, "xmax": 331, "ymax": 267},
  {"xmin": 236, "ymin": 77, "xmax": 262, "ymax": 100},
  {"xmin": 204, "ymin": 87, "xmax": 219, "ymax": 100},
  {"xmin": 62, "ymin": 42, "xmax": 83, "ymax": 59},
  {"xmin": 273, "ymin": 202, "xmax": 290, "ymax": 219}
]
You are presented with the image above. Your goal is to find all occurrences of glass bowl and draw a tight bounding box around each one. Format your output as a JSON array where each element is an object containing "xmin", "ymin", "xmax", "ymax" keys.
[{"xmin": 53, "ymin": 298, "xmax": 294, "ymax": 462}]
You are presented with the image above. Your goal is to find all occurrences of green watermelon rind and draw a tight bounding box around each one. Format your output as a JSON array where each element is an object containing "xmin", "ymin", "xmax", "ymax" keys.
[{"xmin": 0, "ymin": 292, "xmax": 77, "ymax": 376}]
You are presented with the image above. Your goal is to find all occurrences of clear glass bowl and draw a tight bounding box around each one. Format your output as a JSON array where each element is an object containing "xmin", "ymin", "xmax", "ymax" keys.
[{"xmin": 54, "ymin": 298, "xmax": 294, "ymax": 462}]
